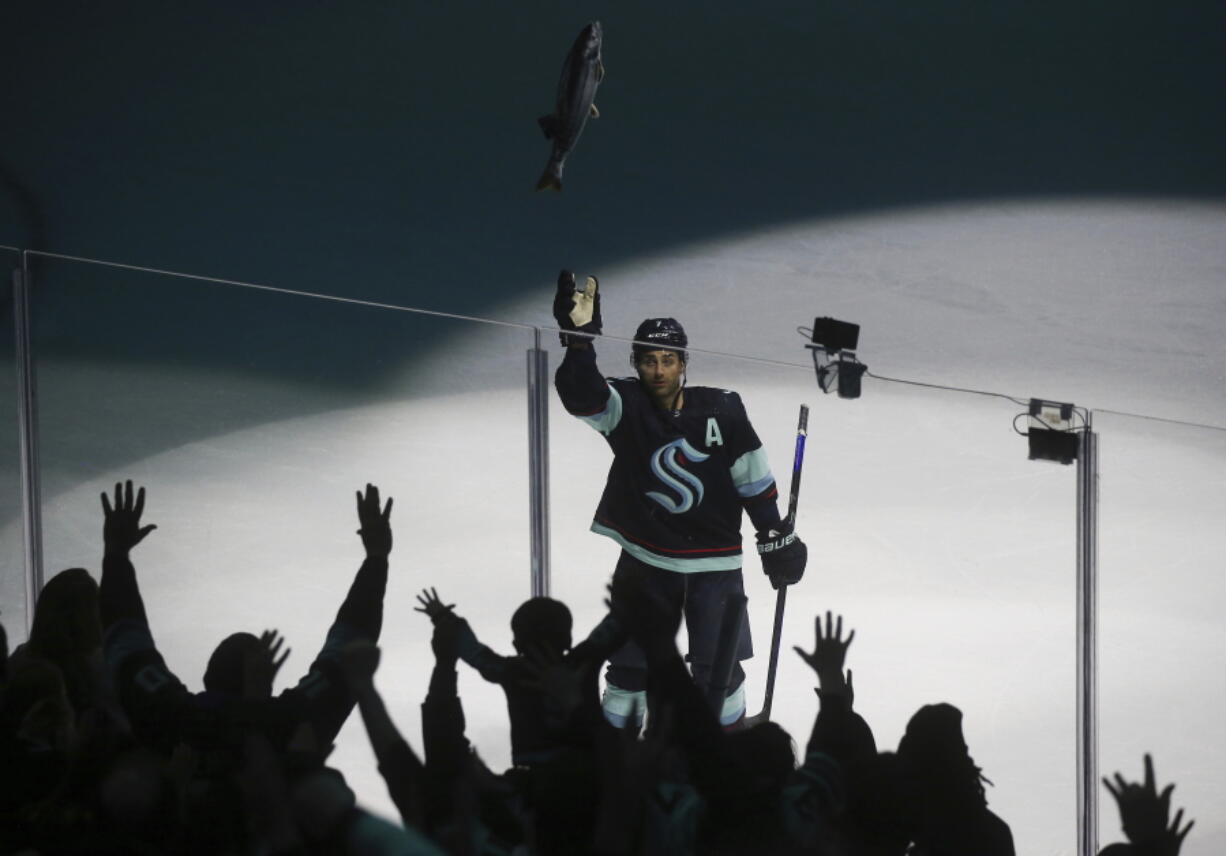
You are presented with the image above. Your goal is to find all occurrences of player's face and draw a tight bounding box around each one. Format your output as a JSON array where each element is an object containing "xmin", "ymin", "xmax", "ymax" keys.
[{"xmin": 636, "ymin": 349, "xmax": 685, "ymax": 407}]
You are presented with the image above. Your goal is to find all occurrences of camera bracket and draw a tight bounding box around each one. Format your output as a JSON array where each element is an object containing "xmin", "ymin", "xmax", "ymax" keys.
[{"xmin": 806, "ymin": 317, "xmax": 867, "ymax": 399}]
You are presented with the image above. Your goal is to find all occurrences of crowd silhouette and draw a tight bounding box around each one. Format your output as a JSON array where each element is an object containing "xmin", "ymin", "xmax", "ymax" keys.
[{"xmin": 0, "ymin": 480, "xmax": 1195, "ymax": 854}]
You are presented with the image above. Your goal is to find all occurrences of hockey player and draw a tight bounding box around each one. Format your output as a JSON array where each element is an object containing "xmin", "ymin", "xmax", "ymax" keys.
[{"xmin": 551, "ymin": 270, "xmax": 807, "ymax": 729}]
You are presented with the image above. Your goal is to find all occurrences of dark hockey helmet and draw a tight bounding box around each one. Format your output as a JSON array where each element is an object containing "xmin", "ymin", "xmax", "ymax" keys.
[{"xmin": 631, "ymin": 317, "xmax": 688, "ymax": 365}]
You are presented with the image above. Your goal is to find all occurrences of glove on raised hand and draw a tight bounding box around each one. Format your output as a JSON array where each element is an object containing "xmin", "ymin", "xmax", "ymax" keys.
[
  {"xmin": 757, "ymin": 525, "xmax": 807, "ymax": 590},
  {"xmin": 552, "ymin": 269, "xmax": 602, "ymax": 346}
]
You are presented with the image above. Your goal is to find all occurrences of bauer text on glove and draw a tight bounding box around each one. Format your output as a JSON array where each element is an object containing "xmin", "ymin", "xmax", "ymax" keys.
[{"xmin": 757, "ymin": 528, "xmax": 807, "ymax": 589}]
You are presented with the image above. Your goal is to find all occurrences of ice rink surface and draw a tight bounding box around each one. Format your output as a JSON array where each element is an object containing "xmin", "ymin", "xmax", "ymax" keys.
[{"xmin": 5, "ymin": 199, "xmax": 1225, "ymax": 854}]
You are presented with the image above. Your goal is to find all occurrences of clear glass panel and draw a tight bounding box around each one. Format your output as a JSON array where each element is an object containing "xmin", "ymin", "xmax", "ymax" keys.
[
  {"xmin": 29, "ymin": 254, "xmax": 534, "ymax": 819},
  {"xmin": 550, "ymin": 335, "xmax": 1079, "ymax": 853},
  {"xmin": 0, "ymin": 248, "xmax": 26, "ymax": 644},
  {"xmin": 1097, "ymin": 413, "xmax": 1226, "ymax": 856},
  {"xmin": 18, "ymin": 250, "xmax": 1107, "ymax": 849}
]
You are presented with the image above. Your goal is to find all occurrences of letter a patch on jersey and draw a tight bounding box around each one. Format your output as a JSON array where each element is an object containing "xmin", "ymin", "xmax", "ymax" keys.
[
  {"xmin": 705, "ymin": 417, "xmax": 724, "ymax": 447},
  {"xmin": 647, "ymin": 438, "xmax": 710, "ymax": 514}
]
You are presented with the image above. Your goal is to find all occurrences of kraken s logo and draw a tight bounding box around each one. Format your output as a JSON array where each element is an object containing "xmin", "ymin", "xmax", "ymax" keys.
[{"xmin": 646, "ymin": 438, "xmax": 710, "ymax": 514}]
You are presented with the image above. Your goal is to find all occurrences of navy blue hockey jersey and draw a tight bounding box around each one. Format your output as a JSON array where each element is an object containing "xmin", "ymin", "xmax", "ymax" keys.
[{"xmin": 556, "ymin": 346, "xmax": 783, "ymax": 572}]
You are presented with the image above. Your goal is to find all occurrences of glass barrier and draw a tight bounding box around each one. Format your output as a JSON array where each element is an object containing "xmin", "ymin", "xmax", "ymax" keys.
[
  {"xmin": 1, "ymin": 248, "xmax": 26, "ymax": 642},
  {"xmin": 1097, "ymin": 412, "xmax": 1225, "ymax": 856},
  {"xmin": 23, "ymin": 250, "xmax": 1208, "ymax": 851},
  {"xmin": 26, "ymin": 253, "xmax": 535, "ymax": 819},
  {"xmin": 549, "ymin": 335, "xmax": 1079, "ymax": 852}
]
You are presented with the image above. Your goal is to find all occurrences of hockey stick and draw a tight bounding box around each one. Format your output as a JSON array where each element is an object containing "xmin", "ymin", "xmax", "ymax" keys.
[{"xmin": 749, "ymin": 403, "xmax": 809, "ymax": 724}]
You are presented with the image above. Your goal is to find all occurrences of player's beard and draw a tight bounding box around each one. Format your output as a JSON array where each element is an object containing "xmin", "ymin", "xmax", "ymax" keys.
[{"xmin": 648, "ymin": 377, "xmax": 683, "ymax": 410}]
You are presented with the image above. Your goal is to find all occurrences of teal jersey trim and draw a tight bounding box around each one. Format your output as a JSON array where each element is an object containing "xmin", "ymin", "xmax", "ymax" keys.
[
  {"xmin": 730, "ymin": 446, "xmax": 774, "ymax": 497},
  {"xmin": 579, "ymin": 383, "xmax": 623, "ymax": 435},
  {"xmin": 719, "ymin": 679, "xmax": 747, "ymax": 725},
  {"xmin": 591, "ymin": 521, "xmax": 744, "ymax": 572}
]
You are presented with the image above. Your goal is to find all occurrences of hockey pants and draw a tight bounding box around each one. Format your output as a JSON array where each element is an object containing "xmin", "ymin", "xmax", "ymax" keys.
[{"xmin": 602, "ymin": 551, "xmax": 753, "ymax": 728}]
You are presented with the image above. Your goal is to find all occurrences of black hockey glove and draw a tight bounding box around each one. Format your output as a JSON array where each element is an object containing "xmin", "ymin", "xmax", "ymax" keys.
[
  {"xmin": 552, "ymin": 269, "xmax": 602, "ymax": 346},
  {"xmin": 757, "ymin": 526, "xmax": 807, "ymax": 590}
]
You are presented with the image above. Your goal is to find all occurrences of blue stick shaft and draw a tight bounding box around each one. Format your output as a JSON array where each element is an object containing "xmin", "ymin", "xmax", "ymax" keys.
[{"xmin": 760, "ymin": 404, "xmax": 809, "ymax": 721}]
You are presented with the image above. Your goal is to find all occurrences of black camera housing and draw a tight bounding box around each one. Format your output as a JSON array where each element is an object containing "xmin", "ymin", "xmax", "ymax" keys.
[
  {"xmin": 1028, "ymin": 429, "xmax": 1079, "ymax": 464},
  {"xmin": 811, "ymin": 317, "xmax": 860, "ymax": 353}
]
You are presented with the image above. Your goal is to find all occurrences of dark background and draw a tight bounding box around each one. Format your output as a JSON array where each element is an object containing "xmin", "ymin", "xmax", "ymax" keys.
[
  {"xmin": 5, "ymin": 1, "xmax": 1223, "ymax": 299},
  {"xmin": 1, "ymin": 0, "xmax": 1224, "ymax": 458}
]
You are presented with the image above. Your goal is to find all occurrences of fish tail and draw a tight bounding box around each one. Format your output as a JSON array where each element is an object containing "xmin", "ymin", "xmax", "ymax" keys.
[{"xmin": 536, "ymin": 163, "xmax": 563, "ymax": 192}]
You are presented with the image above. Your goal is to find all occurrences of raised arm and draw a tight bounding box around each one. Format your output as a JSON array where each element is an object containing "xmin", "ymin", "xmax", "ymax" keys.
[
  {"xmin": 98, "ymin": 480, "xmax": 158, "ymax": 630},
  {"xmin": 414, "ymin": 587, "xmax": 510, "ymax": 684},
  {"xmin": 418, "ymin": 602, "xmax": 479, "ymax": 837},
  {"xmin": 97, "ymin": 481, "xmax": 193, "ymax": 751},
  {"xmin": 283, "ymin": 484, "xmax": 394, "ymax": 747},
  {"xmin": 333, "ymin": 484, "xmax": 393, "ymax": 640},
  {"xmin": 552, "ymin": 268, "xmax": 602, "ymax": 347},
  {"xmin": 338, "ymin": 639, "xmax": 426, "ymax": 832},
  {"xmin": 794, "ymin": 610, "xmax": 854, "ymax": 701},
  {"xmin": 794, "ymin": 611, "xmax": 877, "ymax": 768},
  {"xmin": 553, "ymin": 269, "xmax": 620, "ymax": 422},
  {"xmin": 1102, "ymin": 754, "xmax": 1194, "ymax": 856}
]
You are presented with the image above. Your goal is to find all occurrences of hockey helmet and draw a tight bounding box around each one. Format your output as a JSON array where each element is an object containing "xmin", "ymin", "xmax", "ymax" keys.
[{"xmin": 631, "ymin": 317, "xmax": 688, "ymax": 365}]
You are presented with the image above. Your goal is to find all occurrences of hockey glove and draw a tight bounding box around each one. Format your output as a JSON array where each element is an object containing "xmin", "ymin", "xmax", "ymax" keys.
[
  {"xmin": 757, "ymin": 526, "xmax": 807, "ymax": 590},
  {"xmin": 552, "ymin": 269, "xmax": 602, "ymax": 346}
]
